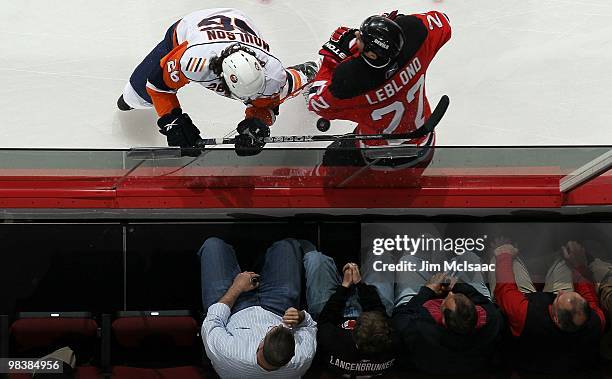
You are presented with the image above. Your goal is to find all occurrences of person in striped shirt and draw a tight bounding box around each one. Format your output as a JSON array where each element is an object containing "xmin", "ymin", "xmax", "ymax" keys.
[{"xmin": 198, "ymin": 237, "xmax": 317, "ymax": 378}]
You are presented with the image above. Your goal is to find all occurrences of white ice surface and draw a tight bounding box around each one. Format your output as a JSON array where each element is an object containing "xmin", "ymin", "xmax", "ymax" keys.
[{"xmin": 1, "ymin": 0, "xmax": 611, "ymax": 148}]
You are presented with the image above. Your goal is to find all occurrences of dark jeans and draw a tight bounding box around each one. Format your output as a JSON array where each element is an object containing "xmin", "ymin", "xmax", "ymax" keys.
[{"xmin": 198, "ymin": 237, "xmax": 304, "ymax": 316}]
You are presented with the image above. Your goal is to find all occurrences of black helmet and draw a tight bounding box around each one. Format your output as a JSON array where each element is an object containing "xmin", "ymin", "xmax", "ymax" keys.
[{"xmin": 359, "ymin": 16, "xmax": 405, "ymax": 68}]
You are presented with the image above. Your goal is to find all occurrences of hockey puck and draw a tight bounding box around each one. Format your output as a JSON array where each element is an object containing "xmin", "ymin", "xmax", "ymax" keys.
[{"xmin": 316, "ymin": 118, "xmax": 331, "ymax": 132}]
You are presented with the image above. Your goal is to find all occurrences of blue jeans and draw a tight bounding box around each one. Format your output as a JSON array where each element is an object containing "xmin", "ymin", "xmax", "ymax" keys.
[
  {"xmin": 303, "ymin": 249, "xmax": 360, "ymax": 319},
  {"xmin": 395, "ymin": 251, "xmax": 492, "ymax": 307},
  {"xmin": 198, "ymin": 237, "xmax": 304, "ymax": 316},
  {"xmin": 304, "ymin": 249, "xmax": 394, "ymax": 319}
]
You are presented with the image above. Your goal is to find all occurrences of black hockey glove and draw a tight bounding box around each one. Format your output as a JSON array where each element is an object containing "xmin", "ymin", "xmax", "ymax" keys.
[
  {"xmin": 158, "ymin": 108, "xmax": 202, "ymax": 156},
  {"xmin": 320, "ymin": 26, "xmax": 360, "ymax": 63},
  {"xmin": 234, "ymin": 118, "xmax": 270, "ymax": 157}
]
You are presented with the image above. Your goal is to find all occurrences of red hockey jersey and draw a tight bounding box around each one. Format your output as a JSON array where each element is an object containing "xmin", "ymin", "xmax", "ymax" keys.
[{"xmin": 308, "ymin": 11, "xmax": 451, "ymax": 146}]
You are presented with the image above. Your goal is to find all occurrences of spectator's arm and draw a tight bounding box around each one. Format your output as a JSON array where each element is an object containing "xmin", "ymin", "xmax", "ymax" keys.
[
  {"xmin": 573, "ymin": 264, "xmax": 594, "ymax": 281},
  {"xmin": 391, "ymin": 286, "xmax": 435, "ymax": 349},
  {"xmin": 218, "ymin": 287, "xmax": 242, "ymax": 309},
  {"xmin": 392, "ymin": 285, "xmax": 436, "ymax": 332},
  {"xmin": 599, "ymin": 274, "xmax": 612, "ymax": 316},
  {"xmin": 298, "ymin": 309, "xmax": 317, "ymax": 328},
  {"xmin": 407, "ymin": 286, "xmax": 438, "ymax": 308},
  {"xmin": 317, "ymin": 285, "xmax": 350, "ymax": 325},
  {"xmin": 292, "ymin": 311, "xmax": 318, "ymax": 376},
  {"xmin": 217, "ymin": 272, "xmax": 258, "ymax": 309},
  {"xmin": 573, "ymin": 267, "xmax": 606, "ymax": 332},
  {"xmin": 201, "ymin": 303, "xmax": 235, "ymax": 358},
  {"xmin": 494, "ymin": 253, "xmax": 529, "ymax": 336},
  {"xmin": 356, "ymin": 283, "xmax": 386, "ymax": 313},
  {"xmin": 397, "ymin": 285, "xmax": 437, "ymax": 313}
]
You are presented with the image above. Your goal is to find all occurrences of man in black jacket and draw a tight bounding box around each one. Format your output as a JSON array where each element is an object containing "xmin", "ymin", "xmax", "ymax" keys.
[
  {"xmin": 304, "ymin": 245, "xmax": 399, "ymax": 378},
  {"xmin": 391, "ymin": 251, "xmax": 503, "ymax": 375}
]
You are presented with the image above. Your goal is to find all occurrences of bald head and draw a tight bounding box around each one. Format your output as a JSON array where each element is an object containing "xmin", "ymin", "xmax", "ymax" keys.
[{"xmin": 554, "ymin": 291, "xmax": 590, "ymax": 332}]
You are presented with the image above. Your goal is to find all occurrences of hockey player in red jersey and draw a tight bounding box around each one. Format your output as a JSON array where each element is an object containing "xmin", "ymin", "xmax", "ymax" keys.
[
  {"xmin": 118, "ymin": 8, "xmax": 316, "ymax": 156},
  {"xmin": 308, "ymin": 10, "xmax": 451, "ymax": 167}
]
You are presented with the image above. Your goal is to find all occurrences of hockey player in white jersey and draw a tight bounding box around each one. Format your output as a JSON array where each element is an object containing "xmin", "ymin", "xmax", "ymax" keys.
[{"xmin": 118, "ymin": 8, "xmax": 316, "ymax": 155}]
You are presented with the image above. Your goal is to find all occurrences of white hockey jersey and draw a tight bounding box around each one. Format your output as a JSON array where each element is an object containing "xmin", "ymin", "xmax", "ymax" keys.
[{"xmin": 145, "ymin": 8, "xmax": 306, "ymax": 125}]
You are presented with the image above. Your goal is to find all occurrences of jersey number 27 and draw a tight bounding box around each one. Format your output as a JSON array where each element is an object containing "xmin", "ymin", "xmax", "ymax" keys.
[{"xmin": 371, "ymin": 74, "xmax": 426, "ymax": 134}]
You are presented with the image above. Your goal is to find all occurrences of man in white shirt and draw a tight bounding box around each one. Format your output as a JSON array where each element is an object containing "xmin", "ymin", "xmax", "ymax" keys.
[{"xmin": 199, "ymin": 237, "xmax": 317, "ymax": 378}]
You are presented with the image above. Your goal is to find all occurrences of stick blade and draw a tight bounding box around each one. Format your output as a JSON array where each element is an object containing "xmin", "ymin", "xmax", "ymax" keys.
[{"xmin": 428, "ymin": 94, "xmax": 450, "ymax": 128}]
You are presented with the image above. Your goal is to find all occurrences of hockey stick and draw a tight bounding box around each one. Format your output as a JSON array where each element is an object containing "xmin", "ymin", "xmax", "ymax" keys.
[
  {"xmin": 195, "ymin": 95, "xmax": 449, "ymax": 147},
  {"xmin": 126, "ymin": 95, "xmax": 449, "ymax": 160}
]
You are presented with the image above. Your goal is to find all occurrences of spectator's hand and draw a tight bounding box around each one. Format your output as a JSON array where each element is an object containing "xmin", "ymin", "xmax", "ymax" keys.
[
  {"xmin": 230, "ymin": 272, "xmax": 259, "ymax": 293},
  {"xmin": 492, "ymin": 237, "xmax": 519, "ymax": 257},
  {"xmin": 342, "ymin": 263, "xmax": 355, "ymax": 288},
  {"xmin": 426, "ymin": 272, "xmax": 454, "ymax": 296},
  {"xmin": 283, "ymin": 307, "xmax": 305, "ymax": 327},
  {"xmin": 562, "ymin": 241, "xmax": 588, "ymax": 268},
  {"xmin": 351, "ymin": 264, "xmax": 362, "ymax": 285}
]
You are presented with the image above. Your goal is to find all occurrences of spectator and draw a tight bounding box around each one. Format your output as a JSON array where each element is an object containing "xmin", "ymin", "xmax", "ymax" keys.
[
  {"xmin": 199, "ymin": 237, "xmax": 317, "ymax": 378},
  {"xmin": 303, "ymin": 245, "xmax": 398, "ymax": 378},
  {"xmin": 491, "ymin": 240, "xmax": 605, "ymax": 374},
  {"xmin": 391, "ymin": 250, "xmax": 503, "ymax": 375},
  {"xmin": 569, "ymin": 245, "xmax": 612, "ymax": 359},
  {"xmin": 598, "ymin": 265, "xmax": 612, "ymax": 359}
]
